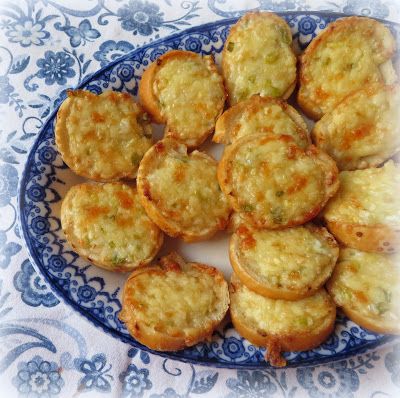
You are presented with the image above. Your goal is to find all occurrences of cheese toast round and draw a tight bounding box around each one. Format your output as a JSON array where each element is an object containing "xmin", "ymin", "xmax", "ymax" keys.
[
  {"xmin": 139, "ymin": 50, "xmax": 226, "ymax": 148},
  {"xmin": 327, "ymin": 248, "xmax": 400, "ymax": 334},
  {"xmin": 61, "ymin": 182, "xmax": 163, "ymax": 272},
  {"xmin": 119, "ymin": 252, "xmax": 229, "ymax": 351},
  {"xmin": 218, "ymin": 134, "xmax": 339, "ymax": 229},
  {"xmin": 137, "ymin": 138, "xmax": 231, "ymax": 242},
  {"xmin": 312, "ymin": 84, "xmax": 400, "ymax": 170},
  {"xmin": 213, "ymin": 95, "xmax": 309, "ymax": 147},
  {"xmin": 298, "ymin": 16, "xmax": 397, "ymax": 120},
  {"xmin": 56, "ymin": 90, "xmax": 152, "ymax": 181},
  {"xmin": 222, "ymin": 12, "xmax": 297, "ymax": 105},
  {"xmin": 230, "ymin": 274, "xmax": 336, "ymax": 367},
  {"xmin": 230, "ymin": 224, "xmax": 339, "ymax": 300},
  {"xmin": 323, "ymin": 160, "xmax": 400, "ymax": 253}
]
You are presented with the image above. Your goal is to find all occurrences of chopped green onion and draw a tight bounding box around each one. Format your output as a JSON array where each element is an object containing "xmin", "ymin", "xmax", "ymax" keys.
[{"xmin": 242, "ymin": 203, "xmax": 254, "ymax": 212}]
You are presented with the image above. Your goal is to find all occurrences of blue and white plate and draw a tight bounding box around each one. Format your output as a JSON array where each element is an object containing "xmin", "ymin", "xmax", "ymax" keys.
[{"xmin": 18, "ymin": 12, "xmax": 399, "ymax": 369}]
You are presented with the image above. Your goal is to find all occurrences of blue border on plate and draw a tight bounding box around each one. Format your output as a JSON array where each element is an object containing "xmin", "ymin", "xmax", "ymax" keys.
[{"xmin": 18, "ymin": 12, "xmax": 398, "ymax": 369}]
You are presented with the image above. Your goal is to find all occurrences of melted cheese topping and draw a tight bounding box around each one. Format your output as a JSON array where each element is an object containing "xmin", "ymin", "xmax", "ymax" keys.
[
  {"xmin": 300, "ymin": 18, "xmax": 395, "ymax": 115},
  {"xmin": 228, "ymin": 136, "xmax": 332, "ymax": 227},
  {"xmin": 154, "ymin": 56, "xmax": 224, "ymax": 141},
  {"xmin": 147, "ymin": 148, "xmax": 230, "ymax": 233},
  {"xmin": 235, "ymin": 226, "xmax": 337, "ymax": 290},
  {"xmin": 223, "ymin": 14, "xmax": 296, "ymax": 104},
  {"xmin": 324, "ymin": 161, "xmax": 400, "ymax": 226},
  {"xmin": 231, "ymin": 282, "xmax": 333, "ymax": 334},
  {"xmin": 58, "ymin": 91, "xmax": 152, "ymax": 180},
  {"xmin": 125, "ymin": 267, "xmax": 226, "ymax": 334},
  {"xmin": 62, "ymin": 183, "xmax": 161, "ymax": 269},
  {"xmin": 313, "ymin": 85, "xmax": 400, "ymax": 170},
  {"xmin": 230, "ymin": 102, "xmax": 308, "ymax": 148},
  {"xmin": 329, "ymin": 248, "xmax": 400, "ymax": 324}
]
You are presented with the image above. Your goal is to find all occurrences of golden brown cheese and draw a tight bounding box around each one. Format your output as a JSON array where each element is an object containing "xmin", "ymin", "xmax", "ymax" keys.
[
  {"xmin": 119, "ymin": 252, "xmax": 229, "ymax": 351},
  {"xmin": 56, "ymin": 90, "xmax": 152, "ymax": 181},
  {"xmin": 230, "ymin": 224, "xmax": 338, "ymax": 299},
  {"xmin": 323, "ymin": 161, "xmax": 400, "ymax": 226},
  {"xmin": 137, "ymin": 139, "xmax": 231, "ymax": 242},
  {"xmin": 222, "ymin": 12, "xmax": 297, "ymax": 105},
  {"xmin": 218, "ymin": 134, "xmax": 339, "ymax": 229},
  {"xmin": 229, "ymin": 274, "xmax": 336, "ymax": 366},
  {"xmin": 298, "ymin": 16, "xmax": 397, "ymax": 120},
  {"xmin": 139, "ymin": 50, "xmax": 226, "ymax": 148},
  {"xmin": 61, "ymin": 182, "xmax": 163, "ymax": 272},
  {"xmin": 213, "ymin": 95, "xmax": 309, "ymax": 147},
  {"xmin": 313, "ymin": 84, "xmax": 400, "ymax": 170},
  {"xmin": 327, "ymin": 248, "xmax": 400, "ymax": 334}
]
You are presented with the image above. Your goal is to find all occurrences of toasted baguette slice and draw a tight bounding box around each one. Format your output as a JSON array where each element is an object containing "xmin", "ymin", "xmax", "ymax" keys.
[
  {"xmin": 312, "ymin": 84, "xmax": 400, "ymax": 170},
  {"xmin": 61, "ymin": 182, "xmax": 163, "ymax": 272},
  {"xmin": 298, "ymin": 16, "xmax": 397, "ymax": 120},
  {"xmin": 218, "ymin": 134, "xmax": 339, "ymax": 229},
  {"xmin": 137, "ymin": 138, "xmax": 231, "ymax": 242},
  {"xmin": 213, "ymin": 95, "xmax": 309, "ymax": 148},
  {"xmin": 139, "ymin": 50, "xmax": 226, "ymax": 148},
  {"xmin": 119, "ymin": 252, "xmax": 229, "ymax": 351},
  {"xmin": 222, "ymin": 12, "xmax": 297, "ymax": 105},
  {"xmin": 56, "ymin": 90, "xmax": 152, "ymax": 181},
  {"xmin": 230, "ymin": 224, "xmax": 338, "ymax": 300},
  {"xmin": 327, "ymin": 248, "xmax": 400, "ymax": 334},
  {"xmin": 323, "ymin": 160, "xmax": 400, "ymax": 253},
  {"xmin": 230, "ymin": 274, "xmax": 336, "ymax": 367}
]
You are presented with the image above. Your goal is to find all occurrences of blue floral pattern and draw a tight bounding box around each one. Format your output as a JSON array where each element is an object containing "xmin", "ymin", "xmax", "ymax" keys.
[
  {"xmin": 94, "ymin": 40, "xmax": 135, "ymax": 67},
  {"xmin": 0, "ymin": 76, "xmax": 15, "ymax": 104},
  {"xmin": 297, "ymin": 361, "xmax": 360, "ymax": 397},
  {"xmin": 117, "ymin": 0, "xmax": 164, "ymax": 35},
  {"xmin": 343, "ymin": 0, "xmax": 390, "ymax": 19},
  {"xmin": 12, "ymin": 355, "xmax": 65, "ymax": 397},
  {"xmin": 6, "ymin": 19, "xmax": 49, "ymax": 47},
  {"xmin": 1, "ymin": 2, "xmax": 54, "ymax": 48},
  {"xmin": 0, "ymin": 231, "xmax": 22, "ymax": 269},
  {"xmin": 119, "ymin": 364, "xmax": 152, "ymax": 397},
  {"xmin": 0, "ymin": 163, "xmax": 18, "ymax": 207},
  {"xmin": 62, "ymin": 19, "xmax": 100, "ymax": 47},
  {"xmin": 36, "ymin": 51, "xmax": 76, "ymax": 86},
  {"xmin": 226, "ymin": 370, "xmax": 277, "ymax": 398},
  {"xmin": 13, "ymin": 259, "xmax": 59, "ymax": 307},
  {"xmin": 74, "ymin": 353, "xmax": 113, "ymax": 392},
  {"xmin": 385, "ymin": 344, "xmax": 400, "ymax": 387},
  {"xmin": 222, "ymin": 337, "xmax": 246, "ymax": 360}
]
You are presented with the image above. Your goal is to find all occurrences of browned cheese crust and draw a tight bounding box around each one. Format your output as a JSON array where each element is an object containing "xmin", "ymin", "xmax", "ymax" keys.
[
  {"xmin": 298, "ymin": 16, "xmax": 397, "ymax": 120},
  {"xmin": 119, "ymin": 252, "xmax": 230, "ymax": 351}
]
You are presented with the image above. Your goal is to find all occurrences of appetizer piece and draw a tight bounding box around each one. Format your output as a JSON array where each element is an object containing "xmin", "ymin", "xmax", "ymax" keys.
[
  {"xmin": 327, "ymin": 248, "xmax": 400, "ymax": 334},
  {"xmin": 213, "ymin": 94, "xmax": 309, "ymax": 148},
  {"xmin": 119, "ymin": 252, "xmax": 229, "ymax": 351},
  {"xmin": 313, "ymin": 84, "xmax": 400, "ymax": 170},
  {"xmin": 137, "ymin": 138, "xmax": 231, "ymax": 242},
  {"xmin": 139, "ymin": 50, "xmax": 226, "ymax": 148},
  {"xmin": 222, "ymin": 12, "xmax": 297, "ymax": 105},
  {"xmin": 61, "ymin": 182, "xmax": 163, "ymax": 272},
  {"xmin": 56, "ymin": 90, "xmax": 152, "ymax": 181},
  {"xmin": 298, "ymin": 16, "xmax": 397, "ymax": 120},
  {"xmin": 218, "ymin": 134, "xmax": 339, "ymax": 229},
  {"xmin": 230, "ymin": 224, "xmax": 339, "ymax": 300},
  {"xmin": 230, "ymin": 274, "xmax": 336, "ymax": 367},
  {"xmin": 323, "ymin": 161, "xmax": 400, "ymax": 253}
]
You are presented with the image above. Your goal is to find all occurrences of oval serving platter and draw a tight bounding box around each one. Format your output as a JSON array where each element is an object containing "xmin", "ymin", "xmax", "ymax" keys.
[{"xmin": 19, "ymin": 12, "xmax": 399, "ymax": 369}]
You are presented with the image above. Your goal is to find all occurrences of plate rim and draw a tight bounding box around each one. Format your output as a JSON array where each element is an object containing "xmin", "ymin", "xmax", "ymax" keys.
[{"xmin": 17, "ymin": 11, "xmax": 399, "ymax": 369}]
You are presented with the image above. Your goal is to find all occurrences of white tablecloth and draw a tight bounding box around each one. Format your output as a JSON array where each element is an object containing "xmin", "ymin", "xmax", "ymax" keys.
[{"xmin": 1, "ymin": 0, "xmax": 400, "ymax": 396}]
